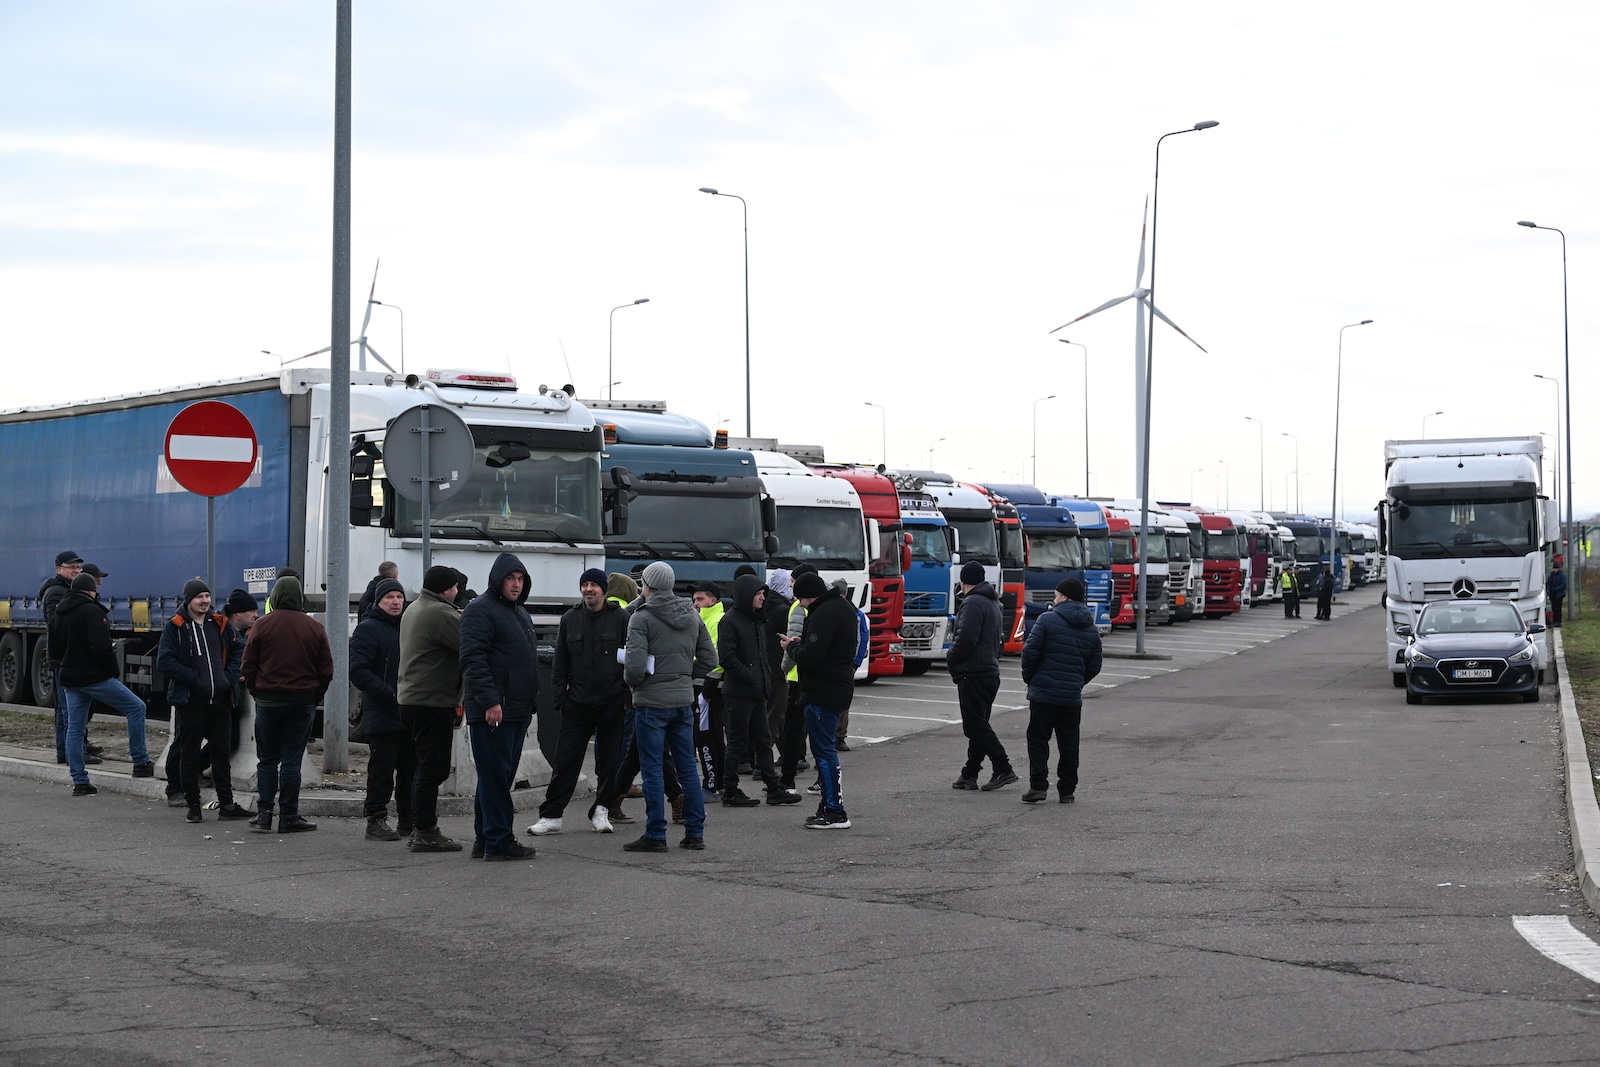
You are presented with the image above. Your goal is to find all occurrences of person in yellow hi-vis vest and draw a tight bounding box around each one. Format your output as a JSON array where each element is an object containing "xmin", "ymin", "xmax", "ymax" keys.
[{"xmin": 1280, "ymin": 566, "xmax": 1301, "ymax": 619}]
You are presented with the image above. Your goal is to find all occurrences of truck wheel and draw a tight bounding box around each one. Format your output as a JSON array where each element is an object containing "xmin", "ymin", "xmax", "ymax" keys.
[
  {"xmin": 30, "ymin": 637, "xmax": 55, "ymax": 709},
  {"xmin": 0, "ymin": 632, "xmax": 30, "ymax": 705},
  {"xmin": 901, "ymin": 660, "xmax": 931, "ymax": 676},
  {"xmin": 1392, "ymin": 672, "xmax": 1406, "ymax": 688}
]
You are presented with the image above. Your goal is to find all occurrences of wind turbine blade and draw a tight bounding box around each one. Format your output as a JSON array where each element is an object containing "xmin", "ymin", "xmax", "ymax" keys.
[
  {"xmin": 358, "ymin": 259, "xmax": 380, "ymax": 338},
  {"xmin": 1147, "ymin": 301, "xmax": 1208, "ymax": 354},
  {"xmin": 1048, "ymin": 292, "xmax": 1137, "ymax": 333},
  {"xmin": 1135, "ymin": 196, "xmax": 1149, "ymax": 288},
  {"xmin": 364, "ymin": 343, "xmax": 397, "ymax": 374}
]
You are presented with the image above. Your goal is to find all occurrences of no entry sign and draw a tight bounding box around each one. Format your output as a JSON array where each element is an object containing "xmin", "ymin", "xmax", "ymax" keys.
[{"xmin": 164, "ymin": 401, "xmax": 258, "ymax": 497}]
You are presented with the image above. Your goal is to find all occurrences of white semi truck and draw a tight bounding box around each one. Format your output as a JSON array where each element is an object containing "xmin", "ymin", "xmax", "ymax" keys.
[{"xmin": 1380, "ymin": 436, "xmax": 1560, "ymax": 686}]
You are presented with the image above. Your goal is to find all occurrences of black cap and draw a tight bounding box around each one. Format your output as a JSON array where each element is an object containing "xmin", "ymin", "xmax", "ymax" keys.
[
  {"xmin": 55, "ymin": 550, "xmax": 83, "ymax": 567},
  {"xmin": 224, "ymin": 589, "xmax": 259, "ymax": 615},
  {"xmin": 794, "ymin": 572, "xmax": 827, "ymax": 599},
  {"xmin": 733, "ymin": 564, "xmax": 757, "ymax": 579},
  {"xmin": 82, "ymin": 563, "xmax": 109, "ymax": 578},
  {"xmin": 694, "ymin": 580, "xmax": 722, "ymax": 599},
  {"xmin": 959, "ymin": 561, "xmax": 986, "ymax": 585}
]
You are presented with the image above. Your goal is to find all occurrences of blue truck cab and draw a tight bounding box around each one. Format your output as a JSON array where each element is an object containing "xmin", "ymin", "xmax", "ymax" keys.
[
  {"xmin": 587, "ymin": 402, "xmax": 774, "ymax": 596},
  {"xmin": 982, "ymin": 485, "xmax": 1105, "ymax": 636},
  {"xmin": 1050, "ymin": 495, "xmax": 1114, "ymax": 634},
  {"xmin": 895, "ymin": 487, "xmax": 955, "ymax": 675}
]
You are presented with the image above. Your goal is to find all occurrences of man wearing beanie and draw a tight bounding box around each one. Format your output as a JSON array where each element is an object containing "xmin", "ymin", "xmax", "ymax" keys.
[
  {"xmin": 241, "ymin": 574, "xmax": 333, "ymax": 834},
  {"xmin": 157, "ymin": 579, "xmax": 250, "ymax": 823},
  {"xmin": 621, "ymin": 560, "xmax": 715, "ymax": 852},
  {"xmin": 1019, "ymin": 577, "xmax": 1102, "ymax": 803},
  {"xmin": 527, "ymin": 567, "xmax": 629, "ymax": 837},
  {"xmin": 398, "ymin": 565, "xmax": 466, "ymax": 853},
  {"xmin": 948, "ymin": 560, "xmax": 1017, "ymax": 792},
  {"xmin": 691, "ymin": 580, "xmax": 730, "ymax": 796},
  {"xmin": 787, "ymin": 569, "xmax": 856, "ymax": 828},
  {"xmin": 56, "ymin": 572, "xmax": 154, "ymax": 795},
  {"xmin": 350, "ymin": 576, "xmax": 411, "ymax": 841}
]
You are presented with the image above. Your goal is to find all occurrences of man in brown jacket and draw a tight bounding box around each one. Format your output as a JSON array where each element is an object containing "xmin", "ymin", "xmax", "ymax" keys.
[{"xmin": 241, "ymin": 575, "xmax": 333, "ymax": 833}]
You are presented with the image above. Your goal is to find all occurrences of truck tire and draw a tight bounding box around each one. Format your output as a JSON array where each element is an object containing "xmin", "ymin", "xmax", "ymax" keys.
[
  {"xmin": 30, "ymin": 637, "xmax": 55, "ymax": 709},
  {"xmin": 0, "ymin": 632, "xmax": 30, "ymax": 705}
]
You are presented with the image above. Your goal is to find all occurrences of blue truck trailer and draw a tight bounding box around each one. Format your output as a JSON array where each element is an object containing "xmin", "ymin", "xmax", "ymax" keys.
[{"xmin": 0, "ymin": 368, "xmax": 612, "ymax": 710}]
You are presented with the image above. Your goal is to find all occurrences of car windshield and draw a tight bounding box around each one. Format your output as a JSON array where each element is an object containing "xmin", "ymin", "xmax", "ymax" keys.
[
  {"xmin": 907, "ymin": 524, "xmax": 950, "ymax": 563},
  {"xmin": 391, "ymin": 447, "xmax": 601, "ymax": 542},
  {"xmin": 1418, "ymin": 602, "xmax": 1525, "ymax": 635},
  {"xmin": 1389, "ymin": 499, "xmax": 1539, "ymax": 559},
  {"xmin": 1205, "ymin": 531, "xmax": 1240, "ymax": 560},
  {"xmin": 1026, "ymin": 532, "xmax": 1083, "ymax": 571},
  {"xmin": 770, "ymin": 505, "xmax": 865, "ymax": 570}
]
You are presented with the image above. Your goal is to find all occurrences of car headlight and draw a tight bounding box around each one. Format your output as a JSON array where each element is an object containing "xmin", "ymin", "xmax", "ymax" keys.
[
  {"xmin": 1408, "ymin": 650, "xmax": 1437, "ymax": 667},
  {"xmin": 1509, "ymin": 646, "xmax": 1534, "ymax": 663}
]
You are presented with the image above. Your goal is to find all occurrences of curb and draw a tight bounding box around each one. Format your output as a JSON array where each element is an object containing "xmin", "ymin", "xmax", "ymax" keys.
[
  {"xmin": 0, "ymin": 754, "xmax": 547, "ymax": 817},
  {"xmin": 1553, "ymin": 629, "xmax": 1600, "ymax": 915}
]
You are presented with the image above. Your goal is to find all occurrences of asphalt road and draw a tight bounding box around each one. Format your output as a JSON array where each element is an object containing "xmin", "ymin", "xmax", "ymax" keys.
[{"xmin": 4, "ymin": 588, "xmax": 1599, "ymax": 1066}]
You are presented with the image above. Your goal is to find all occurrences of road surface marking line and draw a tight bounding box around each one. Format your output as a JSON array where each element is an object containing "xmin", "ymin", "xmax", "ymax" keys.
[
  {"xmin": 847, "ymin": 712, "xmax": 961, "ymax": 724},
  {"xmin": 861, "ymin": 694, "xmax": 965, "ymax": 706},
  {"xmin": 1513, "ymin": 915, "xmax": 1600, "ymax": 983}
]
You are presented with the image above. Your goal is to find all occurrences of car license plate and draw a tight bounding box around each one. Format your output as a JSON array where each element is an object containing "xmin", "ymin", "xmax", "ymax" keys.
[{"xmin": 1452, "ymin": 668, "xmax": 1494, "ymax": 680}]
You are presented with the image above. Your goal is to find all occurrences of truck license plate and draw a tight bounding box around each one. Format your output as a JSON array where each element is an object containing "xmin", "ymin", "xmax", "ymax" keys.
[{"xmin": 1452, "ymin": 668, "xmax": 1493, "ymax": 680}]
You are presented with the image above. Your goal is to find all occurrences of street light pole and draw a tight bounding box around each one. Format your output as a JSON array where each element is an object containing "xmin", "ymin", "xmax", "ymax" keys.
[
  {"xmin": 864, "ymin": 401, "xmax": 887, "ymax": 467},
  {"xmin": 1244, "ymin": 416, "xmax": 1264, "ymax": 510},
  {"xmin": 927, "ymin": 437, "xmax": 946, "ymax": 469},
  {"xmin": 1136, "ymin": 118, "xmax": 1219, "ymax": 656},
  {"xmin": 607, "ymin": 298, "xmax": 649, "ymax": 403},
  {"xmin": 1058, "ymin": 338, "xmax": 1091, "ymax": 496},
  {"xmin": 700, "ymin": 188, "xmax": 751, "ymax": 435},
  {"xmin": 1191, "ymin": 467, "xmax": 1207, "ymax": 504},
  {"xmin": 1280, "ymin": 431, "xmax": 1300, "ymax": 512},
  {"xmin": 1421, "ymin": 410, "xmax": 1443, "ymax": 438},
  {"xmin": 1520, "ymin": 221, "xmax": 1575, "ymax": 620},
  {"xmin": 1031, "ymin": 395, "xmax": 1056, "ymax": 485},
  {"xmin": 1331, "ymin": 319, "xmax": 1373, "ymax": 528},
  {"xmin": 1534, "ymin": 374, "xmax": 1561, "ymax": 507}
]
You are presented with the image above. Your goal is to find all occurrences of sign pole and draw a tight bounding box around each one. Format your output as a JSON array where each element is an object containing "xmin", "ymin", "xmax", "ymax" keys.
[
  {"xmin": 206, "ymin": 496, "xmax": 216, "ymax": 596},
  {"xmin": 419, "ymin": 404, "xmax": 432, "ymax": 572}
]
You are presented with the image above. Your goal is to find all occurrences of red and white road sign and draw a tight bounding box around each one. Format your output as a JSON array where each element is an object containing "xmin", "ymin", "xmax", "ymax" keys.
[{"xmin": 164, "ymin": 401, "xmax": 258, "ymax": 497}]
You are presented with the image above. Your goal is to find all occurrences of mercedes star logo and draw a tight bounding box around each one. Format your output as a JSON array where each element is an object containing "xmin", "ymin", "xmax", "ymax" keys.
[{"xmin": 1452, "ymin": 577, "xmax": 1477, "ymax": 598}]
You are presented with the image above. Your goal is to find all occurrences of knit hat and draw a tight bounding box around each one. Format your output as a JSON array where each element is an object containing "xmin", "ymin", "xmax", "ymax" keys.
[
  {"xmin": 640, "ymin": 560, "xmax": 675, "ymax": 592},
  {"xmin": 70, "ymin": 572, "xmax": 98, "ymax": 595},
  {"xmin": 960, "ymin": 561, "xmax": 986, "ymax": 585},
  {"xmin": 793, "ymin": 571, "xmax": 827, "ymax": 599},
  {"xmin": 181, "ymin": 578, "xmax": 210, "ymax": 610},
  {"xmin": 607, "ymin": 572, "xmax": 639, "ymax": 603},
  {"xmin": 766, "ymin": 568, "xmax": 793, "ymax": 598},
  {"xmin": 733, "ymin": 564, "xmax": 757, "ymax": 579},
  {"xmin": 224, "ymin": 589, "xmax": 259, "ymax": 615},
  {"xmin": 1056, "ymin": 577, "xmax": 1087, "ymax": 602},
  {"xmin": 372, "ymin": 577, "xmax": 405, "ymax": 604},
  {"xmin": 791, "ymin": 562, "xmax": 819, "ymax": 579},
  {"xmin": 694, "ymin": 580, "xmax": 721, "ymax": 599},
  {"xmin": 423, "ymin": 565, "xmax": 458, "ymax": 594},
  {"xmin": 579, "ymin": 567, "xmax": 608, "ymax": 590}
]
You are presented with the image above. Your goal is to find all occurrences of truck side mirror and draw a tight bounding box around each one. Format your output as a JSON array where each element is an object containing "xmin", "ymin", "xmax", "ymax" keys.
[
  {"xmin": 764, "ymin": 533, "xmax": 780, "ymax": 555},
  {"xmin": 606, "ymin": 466, "xmax": 638, "ymax": 536},
  {"xmin": 761, "ymin": 496, "xmax": 779, "ymax": 533},
  {"xmin": 349, "ymin": 443, "xmax": 382, "ymax": 527}
]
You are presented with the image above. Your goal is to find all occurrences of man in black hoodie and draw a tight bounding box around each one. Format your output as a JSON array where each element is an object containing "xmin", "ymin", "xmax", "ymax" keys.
[
  {"xmin": 158, "ymin": 579, "xmax": 249, "ymax": 824},
  {"xmin": 947, "ymin": 561, "xmax": 1018, "ymax": 792},
  {"xmin": 789, "ymin": 571, "xmax": 857, "ymax": 829},
  {"xmin": 56, "ymin": 572, "xmax": 154, "ymax": 795},
  {"xmin": 718, "ymin": 573, "xmax": 799, "ymax": 807}
]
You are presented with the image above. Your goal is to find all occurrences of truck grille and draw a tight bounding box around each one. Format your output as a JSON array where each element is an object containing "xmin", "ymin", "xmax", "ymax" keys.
[
  {"xmin": 904, "ymin": 591, "xmax": 947, "ymax": 614},
  {"xmin": 902, "ymin": 634, "xmax": 935, "ymax": 652},
  {"xmin": 1027, "ymin": 589, "xmax": 1057, "ymax": 606},
  {"xmin": 1420, "ymin": 580, "xmax": 1521, "ymax": 598}
]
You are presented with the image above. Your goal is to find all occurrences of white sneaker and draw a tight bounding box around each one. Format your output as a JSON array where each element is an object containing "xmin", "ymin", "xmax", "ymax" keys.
[
  {"xmin": 590, "ymin": 806, "xmax": 614, "ymax": 834},
  {"xmin": 526, "ymin": 816, "xmax": 563, "ymax": 836}
]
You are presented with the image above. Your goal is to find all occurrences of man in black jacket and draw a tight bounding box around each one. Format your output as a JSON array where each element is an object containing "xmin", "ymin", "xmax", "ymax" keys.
[
  {"xmin": 718, "ymin": 573, "xmax": 798, "ymax": 807},
  {"xmin": 948, "ymin": 561, "xmax": 1017, "ymax": 791},
  {"xmin": 157, "ymin": 579, "xmax": 249, "ymax": 824},
  {"xmin": 1315, "ymin": 564, "xmax": 1335, "ymax": 621},
  {"xmin": 43, "ymin": 549, "xmax": 97, "ymax": 766},
  {"xmin": 56, "ymin": 573, "xmax": 155, "ymax": 795},
  {"xmin": 789, "ymin": 571, "xmax": 857, "ymax": 829},
  {"xmin": 528, "ymin": 568, "xmax": 629, "ymax": 837}
]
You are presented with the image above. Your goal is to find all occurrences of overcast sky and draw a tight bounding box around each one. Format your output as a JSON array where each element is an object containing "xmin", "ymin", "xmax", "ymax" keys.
[{"xmin": 1, "ymin": 1, "xmax": 1593, "ymax": 521}]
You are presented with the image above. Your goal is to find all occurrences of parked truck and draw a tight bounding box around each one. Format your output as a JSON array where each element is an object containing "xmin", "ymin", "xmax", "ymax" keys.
[
  {"xmin": 800, "ymin": 458, "xmax": 907, "ymax": 678},
  {"xmin": 1102, "ymin": 503, "xmax": 1172, "ymax": 626},
  {"xmin": 970, "ymin": 483, "xmax": 1028, "ymax": 653},
  {"xmin": 1048, "ymin": 495, "xmax": 1115, "ymax": 634},
  {"xmin": 895, "ymin": 481, "xmax": 957, "ymax": 674},
  {"xmin": 1198, "ymin": 513, "xmax": 1245, "ymax": 618},
  {"xmin": 1380, "ymin": 436, "xmax": 1559, "ymax": 685},
  {"xmin": 1, "ymin": 368, "xmax": 614, "ymax": 708},
  {"xmin": 981, "ymin": 484, "xmax": 1102, "ymax": 637}
]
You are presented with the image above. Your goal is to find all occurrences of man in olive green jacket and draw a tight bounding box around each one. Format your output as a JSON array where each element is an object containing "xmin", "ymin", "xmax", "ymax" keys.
[{"xmin": 397, "ymin": 566, "xmax": 464, "ymax": 852}]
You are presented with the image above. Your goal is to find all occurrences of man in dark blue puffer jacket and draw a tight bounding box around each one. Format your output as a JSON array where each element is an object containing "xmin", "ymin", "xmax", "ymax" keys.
[{"xmin": 1019, "ymin": 577, "xmax": 1102, "ymax": 804}]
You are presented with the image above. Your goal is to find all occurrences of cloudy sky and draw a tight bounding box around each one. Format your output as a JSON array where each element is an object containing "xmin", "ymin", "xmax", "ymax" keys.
[{"xmin": 1, "ymin": 1, "xmax": 1593, "ymax": 520}]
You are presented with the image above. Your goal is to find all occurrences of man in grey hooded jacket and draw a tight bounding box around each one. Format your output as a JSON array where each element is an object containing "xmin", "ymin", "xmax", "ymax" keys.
[{"xmin": 622, "ymin": 561, "xmax": 716, "ymax": 852}]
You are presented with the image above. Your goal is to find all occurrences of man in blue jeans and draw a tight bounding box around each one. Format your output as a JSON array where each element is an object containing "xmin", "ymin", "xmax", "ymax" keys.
[
  {"xmin": 241, "ymin": 575, "xmax": 332, "ymax": 834},
  {"xmin": 56, "ymin": 572, "xmax": 153, "ymax": 795},
  {"xmin": 787, "ymin": 571, "xmax": 858, "ymax": 829},
  {"xmin": 622, "ymin": 561, "xmax": 715, "ymax": 852}
]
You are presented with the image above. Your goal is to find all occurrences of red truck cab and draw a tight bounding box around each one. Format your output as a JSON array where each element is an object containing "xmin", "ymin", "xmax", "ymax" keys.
[
  {"xmin": 1198, "ymin": 514, "xmax": 1245, "ymax": 618},
  {"xmin": 969, "ymin": 482, "xmax": 1027, "ymax": 653},
  {"xmin": 1107, "ymin": 515, "xmax": 1136, "ymax": 628},
  {"xmin": 814, "ymin": 464, "xmax": 906, "ymax": 677}
]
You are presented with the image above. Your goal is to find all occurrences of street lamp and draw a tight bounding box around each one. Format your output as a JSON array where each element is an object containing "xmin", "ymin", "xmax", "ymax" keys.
[
  {"xmin": 607, "ymin": 298, "xmax": 649, "ymax": 403},
  {"xmin": 1058, "ymin": 338, "xmax": 1091, "ymax": 496},
  {"xmin": 926, "ymin": 437, "xmax": 946, "ymax": 468},
  {"xmin": 1520, "ymin": 220, "xmax": 1575, "ymax": 620},
  {"xmin": 1331, "ymin": 318, "xmax": 1373, "ymax": 526},
  {"xmin": 1031, "ymin": 395, "xmax": 1057, "ymax": 485},
  {"xmin": 1218, "ymin": 458, "xmax": 1230, "ymax": 510},
  {"xmin": 1534, "ymin": 374, "xmax": 1561, "ymax": 506},
  {"xmin": 700, "ymin": 187, "xmax": 751, "ymax": 435},
  {"xmin": 1244, "ymin": 416, "xmax": 1264, "ymax": 510},
  {"xmin": 1136, "ymin": 118, "xmax": 1219, "ymax": 656},
  {"xmin": 1421, "ymin": 410, "xmax": 1443, "ymax": 438},
  {"xmin": 864, "ymin": 402, "xmax": 887, "ymax": 467},
  {"xmin": 369, "ymin": 299, "xmax": 405, "ymax": 374},
  {"xmin": 1280, "ymin": 431, "xmax": 1300, "ymax": 512},
  {"xmin": 1191, "ymin": 466, "xmax": 1207, "ymax": 504}
]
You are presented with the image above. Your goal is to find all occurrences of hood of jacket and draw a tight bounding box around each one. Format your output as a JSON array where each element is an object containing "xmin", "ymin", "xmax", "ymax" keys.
[
  {"xmin": 732, "ymin": 573, "xmax": 765, "ymax": 616},
  {"xmin": 270, "ymin": 575, "xmax": 305, "ymax": 611},
  {"xmin": 56, "ymin": 590, "xmax": 104, "ymax": 625},
  {"xmin": 607, "ymin": 571, "xmax": 639, "ymax": 604},
  {"xmin": 639, "ymin": 588, "xmax": 698, "ymax": 630},
  {"xmin": 967, "ymin": 581, "xmax": 999, "ymax": 603},
  {"xmin": 1056, "ymin": 600, "xmax": 1096, "ymax": 629},
  {"xmin": 487, "ymin": 552, "xmax": 531, "ymax": 605},
  {"xmin": 363, "ymin": 602, "xmax": 404, "ymax": 629}
]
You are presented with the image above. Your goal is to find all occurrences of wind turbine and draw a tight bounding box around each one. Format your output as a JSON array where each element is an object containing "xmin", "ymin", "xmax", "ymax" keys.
[
  {"xmin": 1049, "ymin": 198, "xmax": 1206, "ymax": 502},
  {"xmin": 284, "ymin": 261, "xmax": 397, "ymax": 373}
]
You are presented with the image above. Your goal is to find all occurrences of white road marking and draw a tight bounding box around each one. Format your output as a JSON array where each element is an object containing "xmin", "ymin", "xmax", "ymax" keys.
[
  {"xmin": 862, "ymin": 694, "xmax": 965, "ymax": 706},
  {"xmin": 847, "ymin": 712, "xmax": 961, "ymax": 725},
  {"xmin": 1513, "ymin": 915, "xmax": 1600, "ymax": 983}
]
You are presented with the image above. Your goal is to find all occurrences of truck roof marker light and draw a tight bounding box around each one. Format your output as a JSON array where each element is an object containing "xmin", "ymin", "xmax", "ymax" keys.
[
  {"xmin": 426, "ymin": 369, "xmax": 519, "ymax": 390},
  {"xmin": 603, "ymin": 423, "xmax": 619, "ymax": 444},
  {"xmin": 715, "ymin": 429, "xmax": 729, "ymax": 449}
]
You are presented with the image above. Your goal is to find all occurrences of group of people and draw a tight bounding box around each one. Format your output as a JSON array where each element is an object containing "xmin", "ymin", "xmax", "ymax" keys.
[
  {"xmin": 44, "ymin": 544, "xmax": 1107, "ymax": 855},
  {"xmin": 1277, "ymin": 563, "xmax": 1337, "ymax": 620}
]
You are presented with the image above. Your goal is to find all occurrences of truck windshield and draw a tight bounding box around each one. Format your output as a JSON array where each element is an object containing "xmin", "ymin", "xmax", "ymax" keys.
[
  {"xmin": 1084, "ymin": 534, "xmax": 1110, "ymax": 568},
  {"xmin": 872, "ymin": 524, "xmax": 904, "ymax": 578},
  {"xmin": 1167, "ymin": 532, "xmax": 1191, "ymax": 562},
  {"xmin": 1026, "ymin": 532, "xmax": 1083, "ymax": 571},
  {"xmin": 770, "ymin": 506, "xmax": 866, "ymax": 570},
  {"xmin": 1109, "ymin": 536, "xmax": 1133, "ymax": 564},
  {"xmin": 947, "ymin": 518, "xmax": 999, "ymax": 565},
  {"xmin": 1137, "ymin": 532, "xmax": 1168, "ymax": 563},
  {"xmin": 998, "ymin": 524, "xmax": 1026, "ymax": 569},
  {"xmin": 1388, "ymin": 499, "xmax": 1538, "ymax": 558},
  {"xmin": 1288, "ymin": 528, "xmax": 1325, "ymax": 562},
  {"xmin": 907, "ymin": 524, "xmax": 950, "ymax": 563},
  {"xmin": 614, "ymin": 490, "xmax": 763, "ymax": 556},
  {"xmin": 1205, "ymin": 531, "xmax": 1240, "ymax": 560},
  {"xmin": 392, "ymin": 447, "xmax": 601, "ymax": 543},
  {"xmin": 1187, "ymin": 525, "xmax": 1204, "ymax": 558}
]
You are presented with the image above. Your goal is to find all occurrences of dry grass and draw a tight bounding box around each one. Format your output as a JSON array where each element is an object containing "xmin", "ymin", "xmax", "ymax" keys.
[{"xmin": 1562, "ymin": 602, "xmax": 1600, "ymax": 806}]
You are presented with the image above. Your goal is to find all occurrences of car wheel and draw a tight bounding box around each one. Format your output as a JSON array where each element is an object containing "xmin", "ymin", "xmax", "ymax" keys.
[
  {"xmin": 1392, "ymin": 672, "xmax": 1406, "ymax": 688},
  {"xmin": 1405, "ymin": 688, "xmax": 1421, "ymax": 705},
  {"xmin": 1523, "ymin": 687, "xmax": 1539, "ymax": 704}
]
